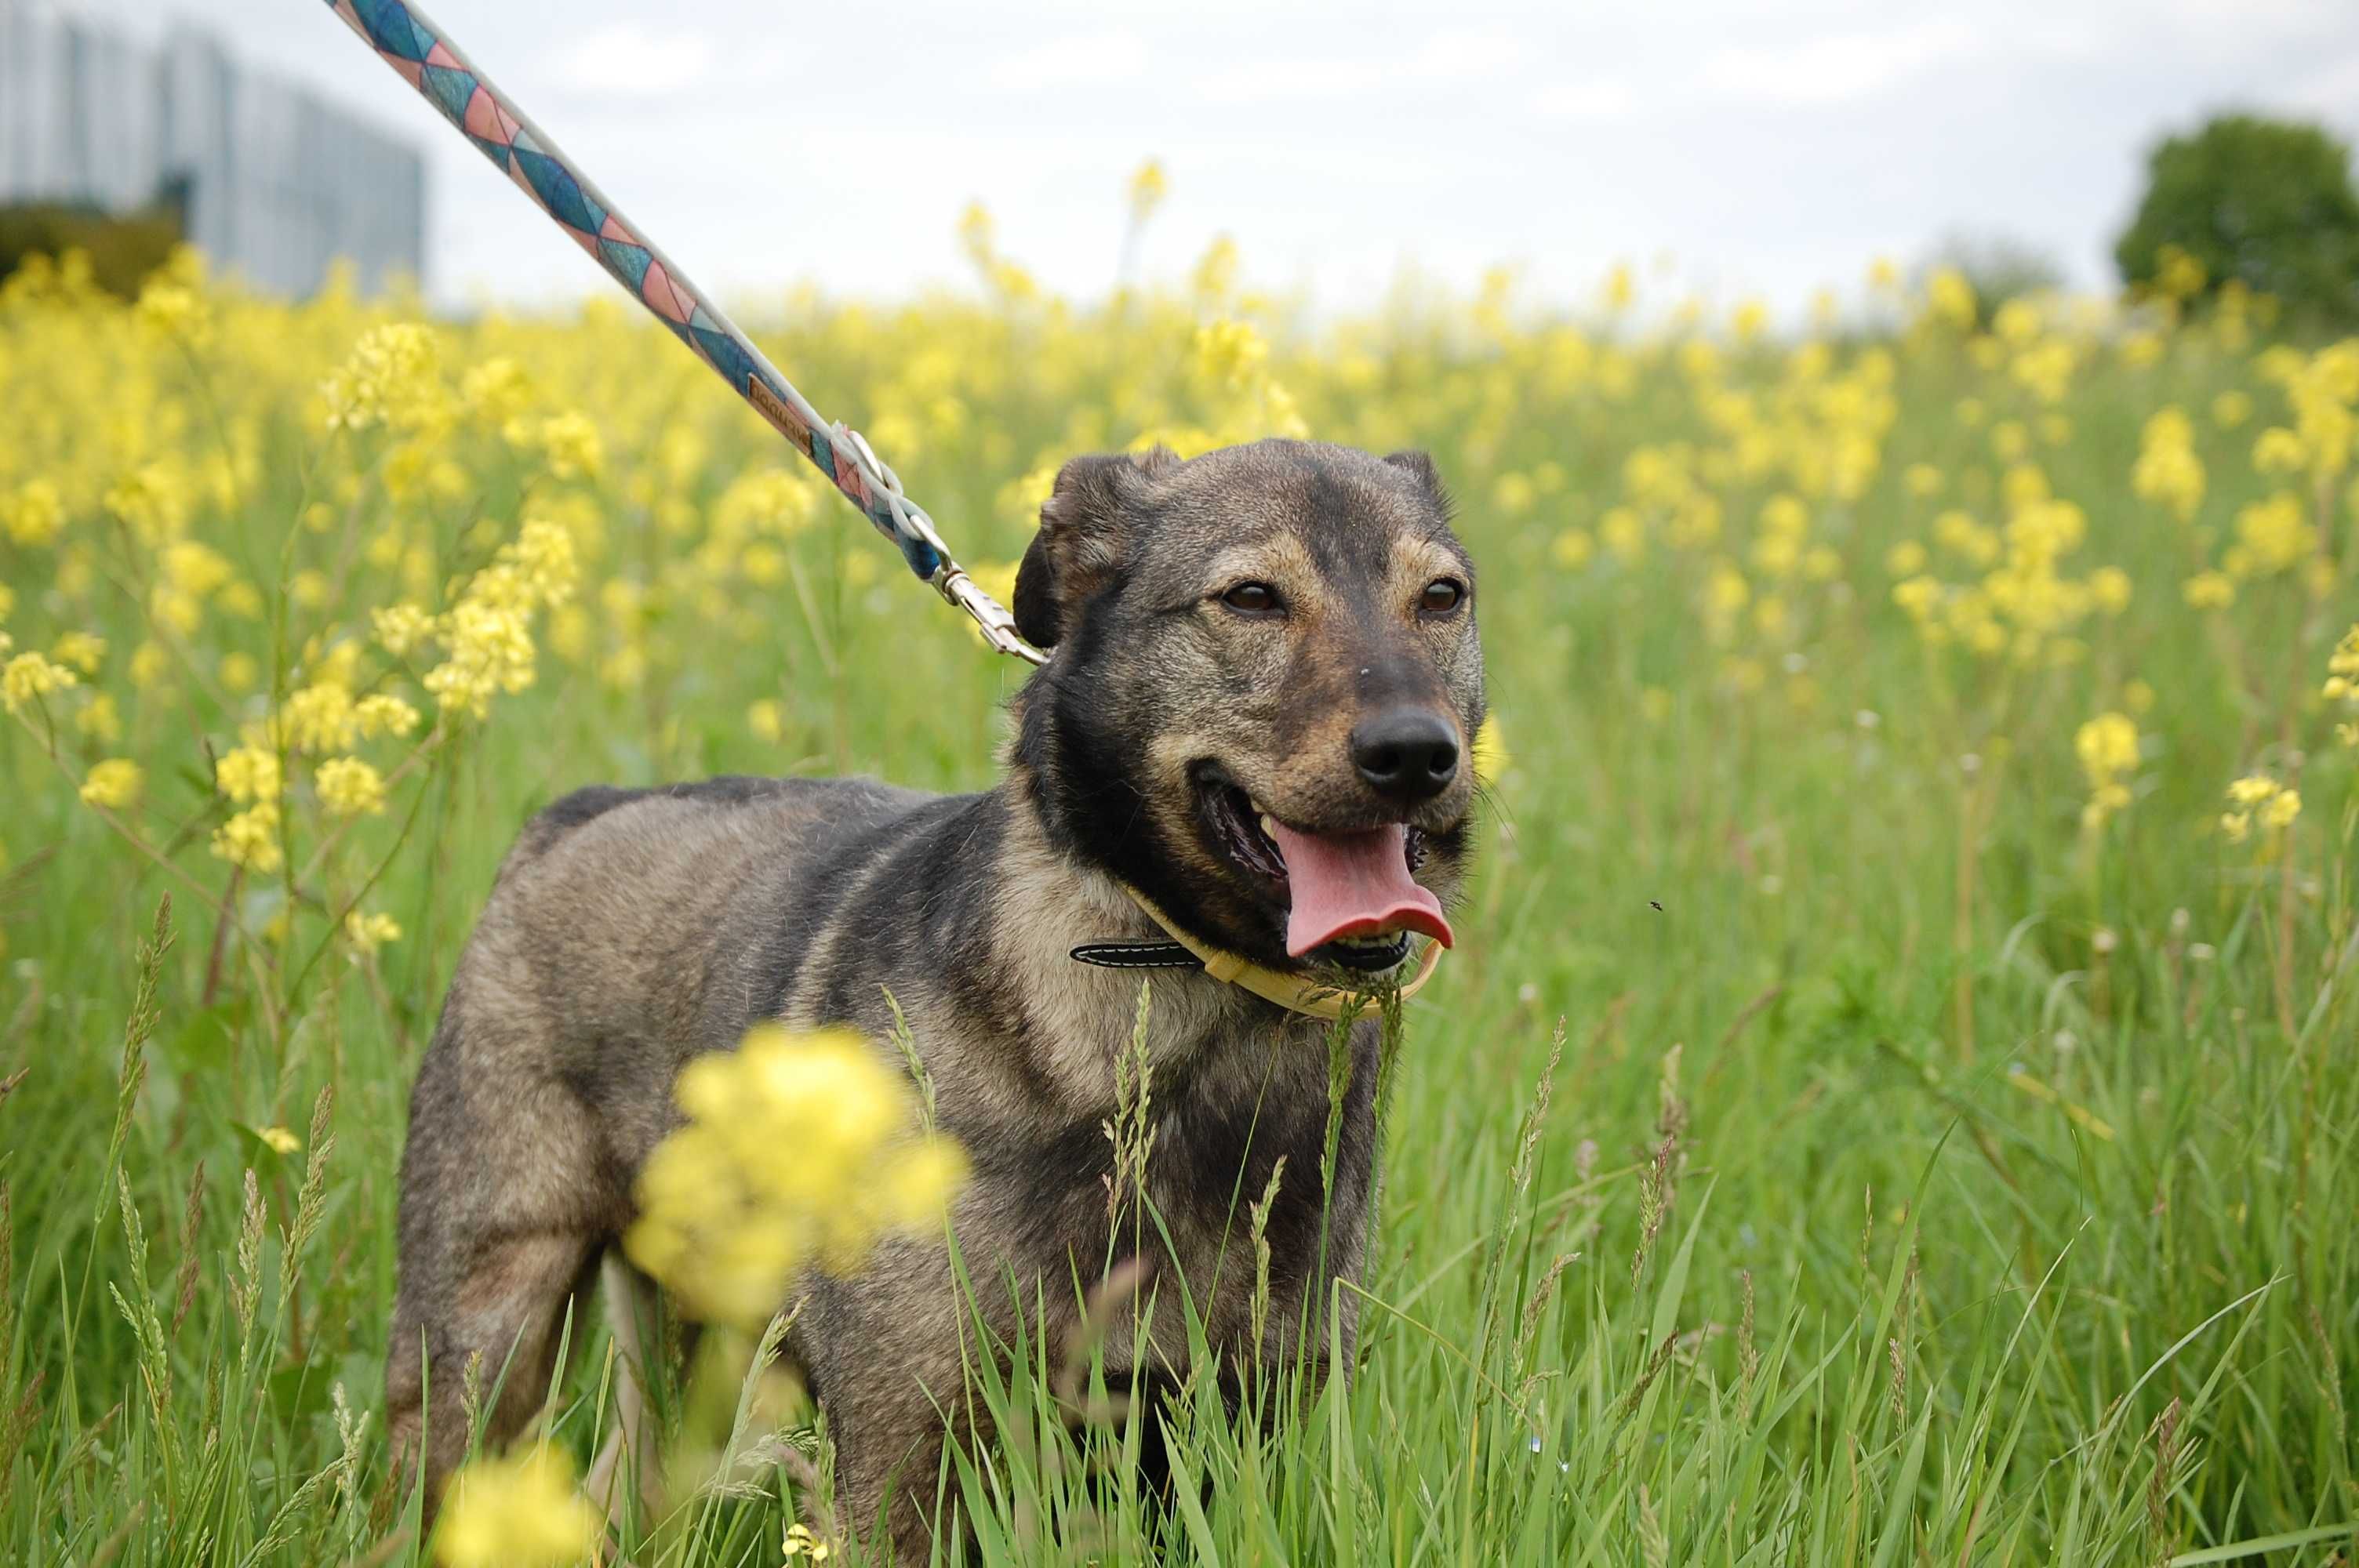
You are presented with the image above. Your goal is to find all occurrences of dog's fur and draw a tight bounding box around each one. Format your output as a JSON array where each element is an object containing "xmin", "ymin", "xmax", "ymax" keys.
[{"xmin": 385, "ymin": 438, "xmax": 1485, "ymax": 1555}]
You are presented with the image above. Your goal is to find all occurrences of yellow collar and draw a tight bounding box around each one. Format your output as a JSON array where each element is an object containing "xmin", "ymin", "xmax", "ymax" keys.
[{"xmin": 1119, "ymin": 886, "xmax": 1446, "ymax": 1021}]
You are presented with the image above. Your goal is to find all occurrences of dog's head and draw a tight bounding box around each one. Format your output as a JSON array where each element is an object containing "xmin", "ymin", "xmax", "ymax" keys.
[{"xmin": 1012, "ymin": 438, "xmax": 1485, "ymax": 980}]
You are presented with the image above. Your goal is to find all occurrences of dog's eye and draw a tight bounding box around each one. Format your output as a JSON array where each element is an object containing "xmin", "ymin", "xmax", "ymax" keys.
[
  {"xmin": 1220, "ymin": 582, "xmax": 1283, "ymax": 615},
  {"xmin": 1419, "ymin": 578, "xmax": 1465, "ymax": 615}
]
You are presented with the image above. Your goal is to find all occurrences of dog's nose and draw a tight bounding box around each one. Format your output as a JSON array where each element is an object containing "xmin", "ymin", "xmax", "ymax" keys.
[{"xmin": 1350, "ymin": 710, "xmax": 1460, "ymax": 802}]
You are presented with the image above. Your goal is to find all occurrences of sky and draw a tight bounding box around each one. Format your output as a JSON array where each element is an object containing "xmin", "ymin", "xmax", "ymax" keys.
[{"xmin": 54, "ymin": 0, "xmax": 2359, "ymax": 316}]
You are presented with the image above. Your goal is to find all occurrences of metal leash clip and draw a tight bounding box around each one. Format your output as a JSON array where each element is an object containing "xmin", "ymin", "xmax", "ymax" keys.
[
  {"xmin": 937, "ymin": 565, "xmax": 1047, "ymax": 665},
  {"xmin": 834, "ymin": 423, "xmax": 1049, "ymax": 666}
]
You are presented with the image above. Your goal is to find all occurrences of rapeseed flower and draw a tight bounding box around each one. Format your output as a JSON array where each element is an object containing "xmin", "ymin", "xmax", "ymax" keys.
[
  {"xmin": 344, "ymin": 909, "xmax": 403, "ymax": 954},
  {"xmin": 1473, "ymin": 714, "xmax": 1510, "ymax": 786},
  {"xmin": 2075, "ymin": 713, "xmax": 2139, "ymax": 829},
  {"xmin": 314, "ymin": 757, "xmax": 387, "ymax": 817},
  {"xmin": 624, "ymin": 1024, "xmax": 967, "ymax": 1327},
  {"xmin": 2, "ymin": 652, "xmax": 77, "ymax": 713},
  {"xmin": 211, "ymin": 804, "xmax": 283, "ymax": 873},
  {"xmin": 78, "ymin": 758, "xmax": 142, "ymax": 809},
  {"xmin": 434, "ymin": 1446, "xmax": 598, "ymax": 1568},
  {"xmin": 2221, "ymin": 775, "xmax": 2300, "ymax": 845}
]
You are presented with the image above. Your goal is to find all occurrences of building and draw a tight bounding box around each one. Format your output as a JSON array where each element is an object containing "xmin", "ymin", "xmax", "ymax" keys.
[{"xmin": 0, "ymin": 2, "xmax": 424, "ymax": 295}]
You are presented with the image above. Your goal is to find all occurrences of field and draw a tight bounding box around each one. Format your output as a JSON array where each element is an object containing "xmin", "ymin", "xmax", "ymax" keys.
[{"xmin": 2, "ymin": 227, "xmax": 2356, "ymax": 1566}]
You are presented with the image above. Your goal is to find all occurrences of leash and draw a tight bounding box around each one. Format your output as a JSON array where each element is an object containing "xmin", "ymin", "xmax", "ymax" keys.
[
  {"xmin": 322, "ymin": 1, "xmax": 1454, "ymax": 1020},
  {"xmin": 321, "ymin": 0, "xmax": 1045, "ymax": 666}
]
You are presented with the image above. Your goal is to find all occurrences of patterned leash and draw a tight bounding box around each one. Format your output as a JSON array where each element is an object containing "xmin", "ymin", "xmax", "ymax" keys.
[{"xmin": 319, "ymin": 0, "xmax": 1047, "ymax": 666}]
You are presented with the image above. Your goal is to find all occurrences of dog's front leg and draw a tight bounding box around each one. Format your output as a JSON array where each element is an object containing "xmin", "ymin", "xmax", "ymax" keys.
[{"xmin": 822, "ymin": 1377, "xmax": 976, "ymax": 1564}]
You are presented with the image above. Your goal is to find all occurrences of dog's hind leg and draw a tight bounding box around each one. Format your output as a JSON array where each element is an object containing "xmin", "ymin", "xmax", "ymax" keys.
[
  {"xmin": 384, "ymin": 1029, "xmax": 616, "ymax": 1528},
  {"xmin": 584, "ymin": 1254, "xmax": 668, "ymax": 1533}
]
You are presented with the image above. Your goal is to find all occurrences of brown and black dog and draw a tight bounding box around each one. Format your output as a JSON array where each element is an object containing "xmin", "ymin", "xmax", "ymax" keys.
[{"xmin": 385, "ymin": 437, "xmax": 1486, "ymax": 1555}]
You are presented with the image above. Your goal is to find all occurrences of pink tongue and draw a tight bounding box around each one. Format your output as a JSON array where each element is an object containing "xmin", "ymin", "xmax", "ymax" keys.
[{"xmin": 1264, "ymin": 822, "xmax": 1453, "ymax": 957}]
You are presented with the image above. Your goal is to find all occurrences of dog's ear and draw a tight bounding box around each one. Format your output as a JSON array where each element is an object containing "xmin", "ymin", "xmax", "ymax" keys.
[
  {"xmin": 1014, "ymin": 446, "xmax": 1177, "ymax": 649},
  {"xmin": 1383, "ymin": 449, "xmax": 1452, "ymax": 514}
]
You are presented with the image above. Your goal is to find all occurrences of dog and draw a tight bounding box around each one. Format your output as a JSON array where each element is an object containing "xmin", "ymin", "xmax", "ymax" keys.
[{"xmin": 383, "ymin": 437, "xmax": 1486, "ymax": 1556}]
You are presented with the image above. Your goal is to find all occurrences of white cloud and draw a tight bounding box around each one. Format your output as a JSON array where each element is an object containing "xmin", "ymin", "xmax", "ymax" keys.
[
  {"xmin": 554, "ymin": 25, "xmax": 714, "ymax": 98},
  {"xmin": 1529, "ymin": 77, "xmax": 1641, "ymax": 122},
  {"xmin": 1692, "ymin": 20, "xmax": 1979, "ymax": 108},
  {"xmin": 1198, "ymin": 30, "xmax": 1518, "ymax": 104},
  {"xmin": 983, "ymin": 31, "xmax": 1148, "ymax": 93},
  {"xmin": 2282, "ymin": 52, "xmax": 2359, "ymax": 122}
]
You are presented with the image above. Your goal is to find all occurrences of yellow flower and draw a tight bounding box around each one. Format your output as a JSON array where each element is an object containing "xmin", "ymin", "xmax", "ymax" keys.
[
  {"xmin": 536, "ymin": 412, "xmax": 604, "ymax": 480},
  {"xmin": 256, "ymin": 1126, "xmax": 302, "ymax": 1156},
  {"xmin": 354, "ymin": 693, "xmax": 422, "ymax": 739},
  {"xmin": 1193, "ymin": 319, "xmax": 1270, "ymax": 387},
  {"xmin": 461, "ymin": 356, "xmax": 535, "ymax": 424},
  {"xmin": 78, "ymin": 758, "xmax": 143, "ymax": 809},
  {"xmin": 783, "ymin": 1521, "xmax": 832, "ymax": 1562},
  {"xmin": 215, "ymin": 746, "xmax": 282, "ymax": 804},
  {"xmin": 434, "ymin": 1446, "xmax": 599, "ymax": 1568},
  {"xmin": 282, "ymin": 682, "xmax": 358, "ymax": 753},
  {"xmin": 1885, "ymin": 540, "xmax": 1928, "ymax": 575},
  {"xmin": 1550, "ymin": 528, "xmax": 1594, "ymax": 568},
  {"xmin": 373, "ymin": 603, "xmax": 435, "ymax": 658},
  {"xmin": 2212, "ymin": 390, "xmax": 2252, "ymax": 429},
  {"xmin": 50, "ymin": 631, "xmax": 106, "ymax": 674},
  {"xmin": 2252, "ymin": 426, "xmax": 2306, "ymax": 477},
  {"xmin": 1127, "ymin": 158, "xmax": 1169, "ymax": 226},
  {"xmin": 134, "ymin": 278, "xmax": 207, "ymax": 341},
  {"xmin": 503, "ymin": 518, "xmax": 581, "ymax": 607},
  {"xmin": 624, "ymin": 1024, "xmax": 967, "ymax": 1327},
  {"xmin": 77, "ymin": 692, "xmax": 122, "ymax": 742},
  {"xmin": 2325, "ymin": 625, "xmax": 2359, "ymax": 745},
  {"xmin": 315, "ymin": 757, "xmax": 388, "ymax": 817},
  {"xmin": 322, "ymin": 322, "xmax": 443, "ymax": 434},
  {"xmin": 748, "ymin": 698, "xmax": 787, "ymax": 744},
  {"xmin": 211, "ymin": 803, "xmax": 283, "ymax": 873},
  {"xmin": 1925, "ymin": 267, "xmax": 1976, "ymax": 330},
  {"xmin": 220, "ymin": 652, "xmax": 260, "ymax": 693},
  {"xmin": 2226, "ymin": 492, "xmax": 2311, "ymax": 577},
  {"xmin": 2131, "ymin": 407, "xmax": 2205, "ymax": 522},
  {"xmin": 2221, "ymin": 774, "xmax": 2299, "ymax": 844},
  {"xmin": 2182, "ymin": 571, "xmax": 2234, "ymax": 610},
  {"xmin": 2088, "ymin": 566, "xmax": 2132, "ymax": 615},
  {"xmin": 3, "ymin": 480, "xmax": 64, "ymax": 547},
  {"xmin": 129, "ymin": 641, "xmax": 171, "ymax": 690},
  {"xmin": 1472, "ymin": 714, "xmax": 1510, "ymax": 786},
  {"xmin": 2, "ymin": 652, "xmax": 78, "ymax": 713},
  {"xmin": 2075, "ymin": 712, "xmax": 2140, "ymax": 829},
  {"xmin": 344, "ymin": 909, "xmax": 403, "ymax": 954}
]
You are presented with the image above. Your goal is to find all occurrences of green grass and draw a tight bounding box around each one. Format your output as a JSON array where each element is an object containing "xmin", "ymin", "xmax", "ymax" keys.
[{"xmin": 1, "ymin": 268, "xmax": 2356, "ymax": 1565}]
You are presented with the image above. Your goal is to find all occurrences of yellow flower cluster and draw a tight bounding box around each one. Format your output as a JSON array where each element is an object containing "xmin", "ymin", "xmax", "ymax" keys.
[
  {"xmin": 2132, "ymin": 406, "xmax": 2205, "ymax": 522},
  {"xmin": 78, "ymin": 757, "xmax": 142, "ymax": 808},
  {"xmin": 2075, "ymin": 712, "xmax": 2140, "ymax": 829},
  {"xmin": 624, "ymin": 1025, "xmax": 968, "ymax": 1327},
  {"xmin": 2327, "ymin": 624, "xmax": 2359, "ymax": 747},
  {"xmin": 343, "ymin": 908, "xmax": 402, "ymax": 954},
  {"xmin": 2, "ymin": 651, "xmax": 76, "ymax": 713},
  {"xmin": 434, "ymin": 1446, "xmax": 599, "ymax": 1568},
  {"xmin": 2220, "ymin": 774, "xmax": 2300, "ymax": 845}
]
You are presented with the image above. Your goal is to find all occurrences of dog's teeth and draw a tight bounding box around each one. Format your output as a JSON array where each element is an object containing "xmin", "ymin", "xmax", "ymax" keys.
[{"xmin": 1257, "ymin": 812, "xmax": 1278, "ymax": 839}]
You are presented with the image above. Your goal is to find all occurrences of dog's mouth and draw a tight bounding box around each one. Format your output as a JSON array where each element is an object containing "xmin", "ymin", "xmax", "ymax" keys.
[{"xmin": 1195, "ymin": 771, "xmax": 1454, "ymax": 971}]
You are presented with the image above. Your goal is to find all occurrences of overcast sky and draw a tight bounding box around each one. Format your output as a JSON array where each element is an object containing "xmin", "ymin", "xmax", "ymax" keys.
[{"xmin": 60, "ymin": 0, "xmax": 2359, "ymax": 315}]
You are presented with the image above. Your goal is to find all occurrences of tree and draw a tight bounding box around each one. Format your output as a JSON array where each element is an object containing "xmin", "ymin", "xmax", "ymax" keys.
[{"xmin": 2115, "ymin": 113, "xmax": 2359, "ymax": 325}]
